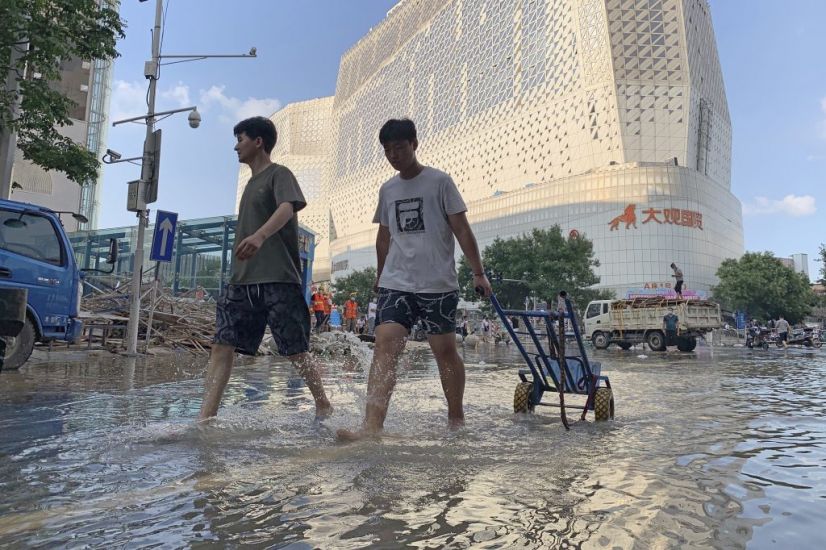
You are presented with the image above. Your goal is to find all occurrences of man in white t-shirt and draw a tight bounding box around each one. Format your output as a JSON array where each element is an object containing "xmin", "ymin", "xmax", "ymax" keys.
[
  {"xmin": 367, "ymin": 299, "xmax": 377, "ymax": 335},
  {"xmin": 338, "ymin": 118, "xmax": 491, "ymax": 441}
]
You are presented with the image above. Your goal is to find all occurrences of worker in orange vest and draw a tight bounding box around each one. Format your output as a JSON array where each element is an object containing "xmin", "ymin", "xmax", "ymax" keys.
[
  {"xmin": 344, "ymin": 293, "xmax": 359, "ymax": 333},
  {"xmin": 310, "ymin": 285, "xmax": 326, "ymax": 332}
]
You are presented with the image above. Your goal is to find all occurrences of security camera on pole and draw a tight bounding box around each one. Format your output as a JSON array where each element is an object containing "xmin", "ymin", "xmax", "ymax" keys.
[{"xmin": 104, "ymin": 0, "xmax": 256, "ymax": 356}]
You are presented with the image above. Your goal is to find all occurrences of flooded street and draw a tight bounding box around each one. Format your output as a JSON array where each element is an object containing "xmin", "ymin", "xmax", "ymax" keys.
[{"xmin": 1, "ymin": 343, "xmax": 824, "ymax": 549}]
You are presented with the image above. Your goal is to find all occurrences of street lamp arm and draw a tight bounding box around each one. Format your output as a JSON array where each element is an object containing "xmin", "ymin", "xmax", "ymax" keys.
[
  {"xmin": 112, "ymin": 106, "xmax": 197, "ymax": 126},
  {"xmin": 102, "ymin": 155, "xmax": 143, "ymax": 165},
  {"xmin": 160, "ymin": 53, "xmax": 257, "ymax": 59}
]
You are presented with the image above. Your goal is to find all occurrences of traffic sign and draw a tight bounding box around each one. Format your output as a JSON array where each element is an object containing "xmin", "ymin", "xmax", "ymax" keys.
[{"xmin": 150, "ymin": 210, "xmax": 178, "ymax": 262}]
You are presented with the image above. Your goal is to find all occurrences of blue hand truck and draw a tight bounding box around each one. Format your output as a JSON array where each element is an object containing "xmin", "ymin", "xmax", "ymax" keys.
[{"xmin": 489, "ymin": 292, "xmax": 614, "ymax": 428}]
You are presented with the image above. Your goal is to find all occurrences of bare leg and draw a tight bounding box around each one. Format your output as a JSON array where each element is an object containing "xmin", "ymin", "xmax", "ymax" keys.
[
  {"xmin": 288, "ymin": 351, "xmax": 332, "ymax": 417},
  {"xmin": 337, "ymin": 322, "xmax": 408, "ymax": 441},
  {"xmin": 198, "ymin": 343, "xmax": 236, "ymax": 421},
  {"xmin": 428, "ymin": 332, "xmax": 466, "ymax": 429}
]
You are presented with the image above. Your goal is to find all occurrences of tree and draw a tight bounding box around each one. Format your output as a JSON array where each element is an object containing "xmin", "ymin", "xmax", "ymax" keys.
[
  {"xmin": 1, "ymin": 1, "xmax": 124, "ymax": 184},
  {"xmin": 458, "ymin": 226, "xmax": 613, "ymax": 312},
  {"xmin": 712, "ymin": 252, "xmax": 815, "ymax": 324},
  {"xmin": 819, "ymin": 243, "xmax": 826, "ymax": 283},
  {"xmin": 332, "ymin": 267, "xmax": 377, "ymax": 314}
]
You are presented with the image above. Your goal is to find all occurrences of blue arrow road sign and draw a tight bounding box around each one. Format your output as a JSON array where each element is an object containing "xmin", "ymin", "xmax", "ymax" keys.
[{"xmin": 150, "ymin": 210, "xmax": 178, "ymax": 262}]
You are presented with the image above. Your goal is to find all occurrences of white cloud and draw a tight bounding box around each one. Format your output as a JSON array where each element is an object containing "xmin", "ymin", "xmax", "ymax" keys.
[
  {"xmin": 199, "ymin": 85, "xmax": 281, "ymax": 123},
  {"xmin": 109, "ymin": 80, "xmax": 147, "ymax": 122},
  {"xmin": 743, "ymin": 194, "xmax": 817, "ymax": 217},
  {"xmin": 110, "ymin": 80, "xmax": 194, "ymax": 122},
  {"xmin": 110, "ymin": 81, "xmax": 281, "ymax": 129},
  {"xmin": 161, "ymin": 82, "xmax": 191, "ymax": 108}
]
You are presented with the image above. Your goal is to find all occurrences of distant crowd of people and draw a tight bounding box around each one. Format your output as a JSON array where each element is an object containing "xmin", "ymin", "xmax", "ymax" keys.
[{"xmin": 308, "ymin": 286, "xmax": 377, "ymax": 336}]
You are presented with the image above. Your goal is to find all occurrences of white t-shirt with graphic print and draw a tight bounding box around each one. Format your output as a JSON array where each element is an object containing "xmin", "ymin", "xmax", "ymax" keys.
[{"xmin": 373, "ymin": 166, "xmax": 467, "ymax": 293}]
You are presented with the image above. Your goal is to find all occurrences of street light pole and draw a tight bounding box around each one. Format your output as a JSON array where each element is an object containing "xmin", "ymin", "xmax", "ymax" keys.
[
  {"xmin": 118, "ymin": 1, "xmax": 255, "ymax": 355},
  {"xmin": 124, "ymin": 0, "xmax": 163, "ymax": 356}
]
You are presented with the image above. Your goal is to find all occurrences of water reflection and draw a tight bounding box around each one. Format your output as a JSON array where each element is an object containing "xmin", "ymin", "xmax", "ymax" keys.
[{"xmin": 0, "ymin": 346, "xmax": 824, "ymax": 548}]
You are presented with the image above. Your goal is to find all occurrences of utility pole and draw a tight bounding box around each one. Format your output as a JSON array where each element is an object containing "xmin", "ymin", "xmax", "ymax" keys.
[
  {"xmin": 123, "ymin": 0, "xmax": 163, "ymax": 356},
  {"xmin": 110, "ymin": 0, "xmax": 256, "ymax": 356}
]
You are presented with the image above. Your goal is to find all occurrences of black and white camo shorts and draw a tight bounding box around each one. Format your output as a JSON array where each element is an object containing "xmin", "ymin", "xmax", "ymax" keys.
[
  {"xmin": 213, "ymin": 283, "xmax": 310, "ymax": 356},
  {"xmin": 376, "ymin": 288, "xmax": 459, "ymax": 335}
]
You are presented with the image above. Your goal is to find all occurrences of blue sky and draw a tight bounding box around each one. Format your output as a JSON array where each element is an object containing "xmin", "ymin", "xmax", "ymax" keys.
[{"xmin": 100, "ymin": 0, "xmax": 826, "ymax": 280}]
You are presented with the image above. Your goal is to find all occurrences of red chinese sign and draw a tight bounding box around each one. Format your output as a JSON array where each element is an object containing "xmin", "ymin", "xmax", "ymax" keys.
[{"xmin": 609, "ymin": 204, "xmax": 702, "ymax": 231}]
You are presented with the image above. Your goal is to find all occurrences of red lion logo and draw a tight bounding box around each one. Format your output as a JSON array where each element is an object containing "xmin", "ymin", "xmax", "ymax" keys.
[{"xmin": 608, "ymin": 204, "xmax": 637, "ymax": 231}]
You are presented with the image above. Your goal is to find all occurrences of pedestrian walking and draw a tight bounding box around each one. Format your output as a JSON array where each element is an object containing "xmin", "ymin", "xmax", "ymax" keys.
[
  {"xmin": 310, "ymin": 285, "xmax": 325, "ymax": 332},
  {"xmin": 367, "ymin": 298, "xmax": 377, "ymax": 335},
  {"xmin": 337, "ymin": 118, "xmax": 492, "ymax": 441},
  {"xmin": 199, "ymin": 116, "xmax": 331, "ymax": 422},
  {"xmin": 344, "ymin": 293, "xmax": 359, "ymax": 333},
  {"xmin": 775, "ymin": 316, "xmax": 790, "ymax": 348}
]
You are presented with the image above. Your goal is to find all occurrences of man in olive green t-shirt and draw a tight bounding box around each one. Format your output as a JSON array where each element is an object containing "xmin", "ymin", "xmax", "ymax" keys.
[{"xmin": 198, "ymin": 116, "xmax": 331, "ymax": 422}]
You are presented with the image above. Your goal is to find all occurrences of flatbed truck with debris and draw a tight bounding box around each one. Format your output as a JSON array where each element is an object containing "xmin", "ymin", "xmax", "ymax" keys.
[{"xmin": 584, "ymin": 297, "xmax": 721, "ymax": 352}]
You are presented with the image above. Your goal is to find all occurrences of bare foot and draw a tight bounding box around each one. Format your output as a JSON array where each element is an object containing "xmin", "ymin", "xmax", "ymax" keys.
[
  {"xmin": 448, "ymin": 417, "xmax": 465, "ymax": 430},
  {"xmin": 336, "ymin": 427, "xmax": 381, "ymax": 443}
]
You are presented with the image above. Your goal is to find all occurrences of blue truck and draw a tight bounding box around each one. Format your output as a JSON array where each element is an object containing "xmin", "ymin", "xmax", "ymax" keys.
[{"xmin": 0, "ymin": 199, "xmax": 116, "ymax": 369}]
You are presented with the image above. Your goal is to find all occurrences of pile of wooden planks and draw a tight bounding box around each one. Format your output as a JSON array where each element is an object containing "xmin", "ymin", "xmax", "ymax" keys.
[{"xmin": 77, "ymin": 279, "xmax": 225, "ymax": 355}]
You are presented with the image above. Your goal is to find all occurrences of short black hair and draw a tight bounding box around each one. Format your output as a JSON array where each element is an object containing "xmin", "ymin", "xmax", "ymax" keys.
[
  {"xmin": 233, "ymin": 116, "xmax": 277, "ymax": 154},
  {"xmin": 379, "ymin": 118, "xmax": 417, "ymax": 145}
]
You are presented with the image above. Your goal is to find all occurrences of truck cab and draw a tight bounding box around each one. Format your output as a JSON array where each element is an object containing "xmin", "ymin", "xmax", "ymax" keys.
[
  {"xmin": 584, "ymin": 300, "xmax": 612, "ymax": 340},
  {"xmin": 0, "ymin": 199, "xmax": 100, "ymax": 369}
]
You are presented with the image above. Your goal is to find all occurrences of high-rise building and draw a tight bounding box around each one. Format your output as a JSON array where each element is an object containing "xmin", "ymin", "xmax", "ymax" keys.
[
  {"xmin": 791, "ymin": 253, "xmax": 809, "ymax": 279},
  {"xmin": 7, "ymin": 1, "xmax": 116, "ymax": 232},
  {"xmin": 241, "ymin": 0, "xmax": 744, "ymax": 296}
]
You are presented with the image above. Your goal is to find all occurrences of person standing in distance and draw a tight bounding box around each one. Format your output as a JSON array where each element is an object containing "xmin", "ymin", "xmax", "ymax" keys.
[
  {"xmin": 670, "ymin": 263, "xmax": 684, "ymax": 299},
  {"xmin": 663, "ymin": 307, "xmax": 679, "ymax": 348},
  {"xmin": 199, "ymin": 117, "xmax": 332, "ymax": 422},
  {"xmin": 337, "ymin": 118, "xmax": 492, "ymax": 441},
  {"xmin": 775, "ymin": 315, "xmax": 790, "ymax": 349}
]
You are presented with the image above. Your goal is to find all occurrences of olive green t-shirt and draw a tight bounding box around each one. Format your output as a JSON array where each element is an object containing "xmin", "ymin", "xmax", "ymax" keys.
[{"xmin": 231, "ymin": 163, "xmax": 306, "ymax": 285}]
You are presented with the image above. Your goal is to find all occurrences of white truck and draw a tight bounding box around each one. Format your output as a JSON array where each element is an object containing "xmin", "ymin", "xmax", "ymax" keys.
[{"xmin": 583, "ymin": 298, "xmax": 721, "ymax": 352}]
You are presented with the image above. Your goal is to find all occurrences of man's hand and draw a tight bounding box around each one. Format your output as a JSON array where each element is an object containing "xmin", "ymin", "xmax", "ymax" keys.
[
  {"xmin": 473, "ymin": 273, "xmax": 493, "ymax": 298},
  {"xmin": 236, "ymin": 232, "xmax": 266, "ymax": 260}
]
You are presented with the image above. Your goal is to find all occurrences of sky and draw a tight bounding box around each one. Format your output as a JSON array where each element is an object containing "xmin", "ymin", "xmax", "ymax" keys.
[{"xmin": 100, "ymin": 0, "xmax": 826, "ymax": 280}]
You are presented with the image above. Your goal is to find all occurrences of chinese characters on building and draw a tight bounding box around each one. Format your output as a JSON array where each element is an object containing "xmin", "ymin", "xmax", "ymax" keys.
[
  {"xmin": 640, "ymin": 207, "xmax": 703, "ymax": 229},
  {"xmin": 608, "ymin": 205, "xmax": 703, "ymax": 231}
]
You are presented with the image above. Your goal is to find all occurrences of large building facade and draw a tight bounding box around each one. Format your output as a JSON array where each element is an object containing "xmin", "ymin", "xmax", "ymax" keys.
[{"xmin": 242, "ymin": 0, "xmax": 743, "ymax": 297}]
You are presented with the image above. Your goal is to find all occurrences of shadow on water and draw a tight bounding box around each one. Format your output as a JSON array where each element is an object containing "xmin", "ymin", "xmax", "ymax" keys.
[{"xmin": 0, "ymin": 343, "xmax": 824, "ymax": 548}]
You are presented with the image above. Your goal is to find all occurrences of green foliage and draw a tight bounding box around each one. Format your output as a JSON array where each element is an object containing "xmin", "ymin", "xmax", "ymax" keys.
[
  {"xmin": 458, "ymin": 226, "xmax": 613, "ymax": 312},
  {"xmin": 332, "ymin": 267, "xmax": 377, "ymax": 314},
  {"xmin": 1, "ymin": 0, "xmax": 124, "ymax": 184},
  {"xmin": 712, "ymin": 252, "xmax": 815, "ymax": 324},
  {"xmin": 194, "ymin": 256, "xmax": 223, "ymax": 293},
  {"xmin": 819, "ymin": 243, "xmax": 826, "ymax": 283}
]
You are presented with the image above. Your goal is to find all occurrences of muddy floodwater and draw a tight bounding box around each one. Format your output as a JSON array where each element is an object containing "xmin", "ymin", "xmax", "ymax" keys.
[{"xmin": 1, "ymin": 342, "xmax": 825, "ymax": 549}]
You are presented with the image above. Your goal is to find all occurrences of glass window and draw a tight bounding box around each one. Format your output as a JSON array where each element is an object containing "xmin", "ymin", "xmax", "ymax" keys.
[
  {"xmin": 586, "ymin": 303, "xmax": 601, "ymax": 319},
  {"xmin": 0, "ymin": 209, "xmax": 64, "ymax": 265}
]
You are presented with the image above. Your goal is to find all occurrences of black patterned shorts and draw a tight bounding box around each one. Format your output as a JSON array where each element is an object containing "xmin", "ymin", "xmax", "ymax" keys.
[
  {"xmin": 376, "ymin": 288, "xmax": 459, "ymax": 335},
  {"xmin": 213, "ymin": 283, "xmax": 310, "ymax": 356}
]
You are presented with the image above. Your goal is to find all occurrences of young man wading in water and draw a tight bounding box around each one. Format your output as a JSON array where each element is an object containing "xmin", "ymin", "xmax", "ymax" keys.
[
  {"xmin": 337, "ymin": 118, "xmax": 491, "ymax": 442},
  {"xmin": 199, "ymin": 117, "xmax": 332, "ymax": 422}
]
